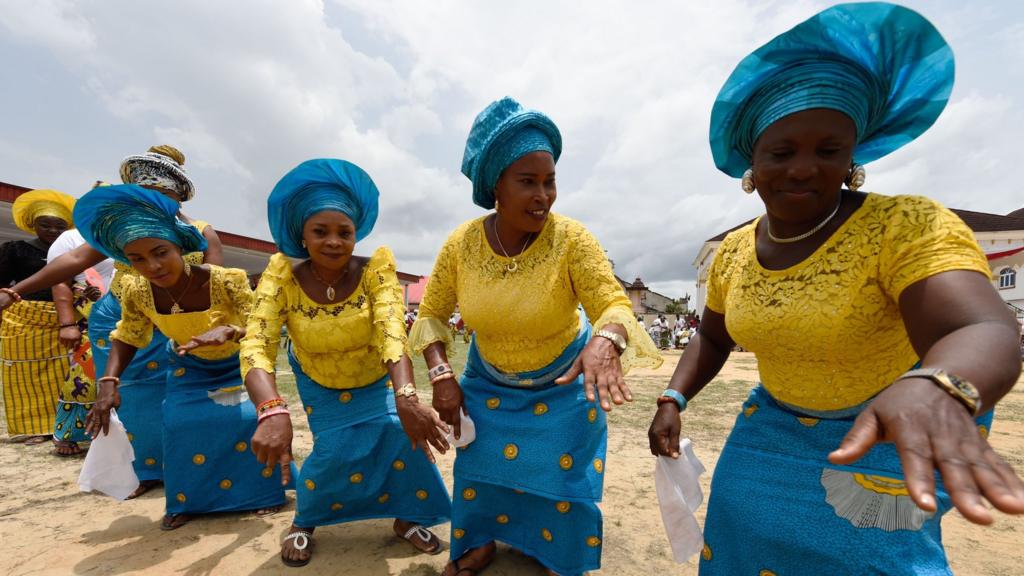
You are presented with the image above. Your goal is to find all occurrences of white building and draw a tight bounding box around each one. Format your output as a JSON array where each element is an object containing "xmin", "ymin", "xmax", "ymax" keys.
[{"xmin": 693, "ymin": 205, "xmax": 1024, "ymax": 316}]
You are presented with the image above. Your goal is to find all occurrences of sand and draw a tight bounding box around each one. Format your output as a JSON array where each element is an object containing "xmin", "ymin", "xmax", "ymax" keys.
[{"xmin": 1, "ymin": 349, "xmax": 1022, "ymax": 575}]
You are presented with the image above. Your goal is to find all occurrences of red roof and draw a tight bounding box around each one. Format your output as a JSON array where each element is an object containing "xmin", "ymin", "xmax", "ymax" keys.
[{"xmin": 406, "ymin": 275, "xmax": 429, "ymax": 303}]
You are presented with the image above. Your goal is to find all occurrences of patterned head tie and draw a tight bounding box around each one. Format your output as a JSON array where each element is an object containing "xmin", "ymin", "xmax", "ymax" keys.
[
  {"xmin": 12, "ymin": 189, "xmax": 75, "ymax": 232},
  {"xmin": 462, "ymin": 97, "xmax": 562, "ymax": 210},
  {"xmin": 709, "ymin": 2, "xmax": 954, "ymax": 178},
  {"xmin": 73, "ymin": 184, "xmax": 207, "ymax": 264},
  {"xmin": 267, "ymin": 158, "xmax": 380, "ymax": 259},
  {"xmin": 119, "ymin": 144, "xmax": 196, "ymax": 201}
]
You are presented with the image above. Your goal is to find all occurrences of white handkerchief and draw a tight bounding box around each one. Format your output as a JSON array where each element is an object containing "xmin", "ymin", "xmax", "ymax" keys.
[
  {"xmin": 444, "ymin": 408, "xmax": 476, "ymax": 448},
  {"xmin": 78, "ymin": 409, "xmax": 140, "ymax": 500},
  {"xmin": 655, "ymin": 438, "xmax": 706, "ymax": 563}
]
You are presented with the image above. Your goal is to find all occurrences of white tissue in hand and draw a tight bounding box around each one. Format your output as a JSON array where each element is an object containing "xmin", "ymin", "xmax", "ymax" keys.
[
  {"xmin": 655, "ymin": 438, "xmax": 706, "ymax": 563},
  {"xmin": 444, "ymin": 409, "xmax": 476, "ymax": 448},
  {"xmin": 78, "ymin": 409, "xmax": 140, "ymax": 500}
]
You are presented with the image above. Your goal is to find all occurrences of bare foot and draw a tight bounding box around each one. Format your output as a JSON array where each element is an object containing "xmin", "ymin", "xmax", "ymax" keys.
[
  {"xmin": 126, "ymin": 479, "xmax": 162, "ymax": 499},
  {"xmin": 443, "ymin": 541, "xmax": 496, "ymax": 576},
  {"xmin": 393, "ymin": 518, "xmax": 442, "ymax": 554},
  {"xmin": 281, "ymin": 525, "xmax": 315, "ymax": 567},
  {"xmin": 159, "ymin": 513, "xmax": 193, "ymax": 531},
  {"xmin": 52, "ymin": 439, "xmax": 84, "ymax": 456},
  {"xmin": 255, "ymin": 504, "xmax": 283, "ymax": 517},
  {"xmin": 24, "ymin": 434, "xmax": 52, "ymax": 446}
]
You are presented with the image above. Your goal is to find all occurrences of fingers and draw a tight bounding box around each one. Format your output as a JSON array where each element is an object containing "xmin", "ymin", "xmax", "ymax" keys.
[
  {"xmin": 279, "ymin": 451, "xmax": 292, "ymax": 487},
  {"xmin": 932, "ymin": 430, "xmax": 991, "ymax": 524},
  {"xmin": 978, "ymin": 443, "xmax": 1024, "ymax": 515},
  {"xmin": 100, "ymin": 409, "xmax": 111, "ymax": 437},
  {"xmin": 555, "ymin": 357, "xmax": 583, "ymax": 386},
  {"xmin": 419, "ymin": 441, "xmax": 436, "ymax": 464},
  {"xmin": 451, "ymin": 408, "xmax": 462, "ymax": 441},
  {"xmin": 431, "ymin": 410, "xmax": 450, "ymax": 436},
  {"xmin": 894, "ymin": 426, "xmax": 939, "ymax": 513},
  {"xmin": 828, "ymin": 408, "xmax": 881, "ymax": 466}
]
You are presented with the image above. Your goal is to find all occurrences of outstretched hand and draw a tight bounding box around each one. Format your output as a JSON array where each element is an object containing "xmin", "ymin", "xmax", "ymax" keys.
[
  {"xmin": 176, "ymin": 325, "xmax": 236, "ymax": 355},
  {"xmin": 829, "ymin": 377, "xmax": 1024, "ymax": 525},
  {"xmin": 555, "ymin": 336, "xmax": 631, "ymax": 412}
]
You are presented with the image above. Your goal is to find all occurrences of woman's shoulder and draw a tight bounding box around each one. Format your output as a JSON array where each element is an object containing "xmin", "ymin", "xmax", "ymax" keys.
[
  {"xmin": 445, "ymin": 216, "xmax": 488, "ymax": 247},
  {"xmin": 366, "ymin": 245, "xmax": 397, "ymax": 270},
  {"xmin": 211, "ymin": 265, "xmax": 251, "ymax": 285},
  {"xmin": 718, "ymin": 219, "xmax": 758, "ymax": 254},
  {"xmin": 861, "ymin": 192, "xmax": 959, "ymax": 230}
]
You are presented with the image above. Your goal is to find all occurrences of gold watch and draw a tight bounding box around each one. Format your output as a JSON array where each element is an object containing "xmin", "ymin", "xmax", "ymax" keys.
[
  {"xmin": 595, "ymin": 329, "xmax": 627, "ymax": 354},
  {"xmin": 395, "ymin": 383, "xmax": 418, "ymax": 399},
  {"xmin": 896, "ymin": 368, "xmax": 981, "ymax": 416}
]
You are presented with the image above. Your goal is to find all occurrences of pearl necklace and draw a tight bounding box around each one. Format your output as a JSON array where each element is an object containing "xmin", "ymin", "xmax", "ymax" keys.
[{"xmin": 766, "ymin": 200, "xmax": 842, "ymax": 244}]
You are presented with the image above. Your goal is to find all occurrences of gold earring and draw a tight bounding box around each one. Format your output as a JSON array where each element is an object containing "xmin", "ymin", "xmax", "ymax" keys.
[
  {"xmin": 846, "ymin": 164, "xmax": 866, "ymax": 191},
  {"xmin": 741, "ymin": 168, "xmax": 755, "ymax": 194},
  {"xmin": 183, "ymin": 261, "xmax": 192, "ymax": 277},
  {"xmin": 494, "ymin": 199, "xmax": 500, "ymax": 212}
]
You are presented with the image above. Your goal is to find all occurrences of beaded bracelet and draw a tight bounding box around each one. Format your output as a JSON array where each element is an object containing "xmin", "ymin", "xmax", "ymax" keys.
[
  {"xmin": 256, "ymin": 397, "xmax": 287, "ymax": 413},
  {"xmin": 257, "ymin": 407, "xmax": 290, "ymax": 423}
]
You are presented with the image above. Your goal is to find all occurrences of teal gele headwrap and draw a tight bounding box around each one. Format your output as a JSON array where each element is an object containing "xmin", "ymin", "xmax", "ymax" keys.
[
  {"xmin": 709, "ymin": 2, "xmax": 954, "ymax": 177},
  {"xmin": 73, "ymin": 184, "xmax": 208, "ymax": 264},
  {"xmin": 267, "ymin": 158, "xmax": 380, "ymax": 259},
  {"xmin": 462, "ymin": 97, "xmax": 562, "ymax": 209}
]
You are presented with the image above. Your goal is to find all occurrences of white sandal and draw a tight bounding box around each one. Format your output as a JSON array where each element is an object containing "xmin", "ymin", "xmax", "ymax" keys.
[
  {"xmin": 400, "ymin": 524, "xmax": 443, "ymax": 555},
  {"xmin": 281, "ymin": 530, "xmax": 313, "ymax": 567}
]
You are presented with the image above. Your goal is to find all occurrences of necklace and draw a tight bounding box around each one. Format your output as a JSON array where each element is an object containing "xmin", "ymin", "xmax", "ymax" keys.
[
  {"xmin": 162, "ymin": 272, "xmax": 195, "ymax": 314},
  {"xmin": 309, "ymin": 262, "xmax": 346, "ymax": 301},
  {"xmin": 492, "ymin": 216, "xmax": 533, "ymax": 273},
  {"xmin": 766, "ymin": 200, "xmax": 842, "ymax": 244}
]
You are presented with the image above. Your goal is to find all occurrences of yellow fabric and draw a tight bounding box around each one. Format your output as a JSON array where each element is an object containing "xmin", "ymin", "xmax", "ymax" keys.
[
  {"xmin": 409, "ymin": 213, "xmax": 661, "ymax": 373},
  {"xmin": 705, "ymin": 193, "xmax": 991, "ymax": 411},
  {"xmin": 239, "ymin": 246, "xmax": 407, "ymax": 388},
  {"xmin": 111, "ymin": 265, "xmax": 253, "ymax": 361},
  {"xmin": 12, "ymin": 190, "xmax": 75, "ymax": 232},
  {"xmin": 109, "ymin": 220, "xmax": 210, "ymax": 299},
  {"xmin": 0, "ymin": 300, "xmax": 67, "ymax": 435}
]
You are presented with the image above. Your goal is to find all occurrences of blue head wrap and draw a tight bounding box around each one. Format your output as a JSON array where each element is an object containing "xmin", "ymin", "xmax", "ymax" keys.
[
  {"xmin": 73, "ymin": 184, "xmax": 208, "ymax": 264},
  {"xmin": 710, "ymin": 2, "xmax": 954, "ymax": 177},
  {"xmin": 462, "ymin": 97, "xmax": 562, "ymax": 209},
  {"xmin": 267, "ymin": 158, "xmax": 380, "ymax": 259}
]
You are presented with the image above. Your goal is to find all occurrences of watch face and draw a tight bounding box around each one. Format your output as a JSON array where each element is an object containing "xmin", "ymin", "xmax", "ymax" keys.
[{"xmin": 947, "ymin": 375, "xmax": 980, "ymax": 400}]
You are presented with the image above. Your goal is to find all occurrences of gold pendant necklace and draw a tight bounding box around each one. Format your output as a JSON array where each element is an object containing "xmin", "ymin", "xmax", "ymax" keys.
[
  {"xmin": 492, "ymin": 216, "xmax": 532, "ymax": 274},
  {"xmin": 310, "ymin": 262, "xmax": 346, "ymax": 301},
  {"xmin": 162, "ymin": 270, "xmax": 195, "ymax": 314}
]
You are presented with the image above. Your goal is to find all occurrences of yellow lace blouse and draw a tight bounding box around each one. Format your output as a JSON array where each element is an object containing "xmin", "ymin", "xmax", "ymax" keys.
[
  {"xmin": 706, "ymin": 193, "xmax": 991, "ymax": 411},
  {"xmin": 409, "ymin": 213, "xmax": 662, "ymax": 374},
  {"xmin": 111, "ymin": 265, "xmax": 253, "ymax": 361},
  {"xmin": 239, "ymin": 246, "xmax": 407, "ymax": 389},
  {"xmin": 109, "ymin": 220, "xmax": 210, "ymax": 299}
]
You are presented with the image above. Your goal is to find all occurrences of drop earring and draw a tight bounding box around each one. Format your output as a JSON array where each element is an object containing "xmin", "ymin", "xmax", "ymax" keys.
[
  {"xmin": 845, "ymin": 164, "xmax": 866, "ymax": 191},
  {"xmin": 741, "ymin": 168, "xmax": 755, "ymax": 194}
]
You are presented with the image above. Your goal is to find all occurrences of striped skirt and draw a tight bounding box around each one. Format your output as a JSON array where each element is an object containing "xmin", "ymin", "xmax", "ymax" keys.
[
  {"xmin": 1, "ymin": 300, "xmax": 67, "ymax": 436},
  {"xmin": 700, "ymin": 385, "xmax": 995, "ymax": 575}
]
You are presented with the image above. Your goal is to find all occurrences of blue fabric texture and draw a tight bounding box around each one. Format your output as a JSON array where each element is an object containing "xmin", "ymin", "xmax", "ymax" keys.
[
  {"xmin": 89, "ymin": 292, "xmax": 170, "ymax": 481},
  {"xmin": 267, "ymin": 158, "xmax": 380, "ymax": 259},
  {"xmin": 163, "ymin": 344, "xmax": 294, "ymax": 515},
  {"xmin": 709, "ymin": 2, "xmax": 954, "ymax": 177},
  {"xmin": 288, "ymin": 352, "xmax": 451, "ymax": 529},
  {"xmin": 450, "ymin": 319, "xmax": 605, "ymax": 575},
  {"xmin": 73, "ymin": 185, "xmax": 207, "ymax": 264},
  {"xmin": 461, "ymin": 97, "xmax": 562, "ymax": 209},
  {"xmin": 700, "ymin": 385, "xmax": 994, "ymax": 575}
]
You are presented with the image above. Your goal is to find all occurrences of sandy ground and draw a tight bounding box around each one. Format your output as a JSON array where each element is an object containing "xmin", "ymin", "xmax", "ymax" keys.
[{"xmin": 1, "ymin": 348, "xmax": 1022, "ymax": 576}]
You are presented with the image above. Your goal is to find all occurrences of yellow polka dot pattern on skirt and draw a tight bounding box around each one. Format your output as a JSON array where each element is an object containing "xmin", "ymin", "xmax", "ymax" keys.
[
  {"xmin": 176, "ymin": 493, "xmax": 187, "ymax": 503},
  {"xmin": 533, "ymin": 403, "xmax": 548, "ymax": 416},
  {"xmin": 978, "ymin": 424, "xmax": 989, "ymax": 439},
  {"xmin": 702, "ymin": 544, "xmax": 713, "ymax": 561},
  {"xmin": 349, "ymin": 473, "xmax": 363, "ymax": 484},
  {"xmin": 797, "ymin": 417, "xmax": 819, "ymax": 427},
  {"xmin": 192, "ymin": 454, "xmax": 206, "ymax": 465},
  {"xmin": 219, "ymin": 479, "xmax": 232, "ymax": 490},
  {"xmin": 144, "ymin": 458, "xmax": 156, "ymax": 466},
  {"xmin": 556, "ymin": 501, "xmax": 571, "ymax": 514},
  {"xmin": 416, "ymin": 490, "xmax": 428, "ymax": 500},
  {"xmin": 586, "ymin": 536, "xmax": 601, "ymax": 547},
  {"xmin": 486, "ymin": 397, "xmax": 501, "ymax": 409},
  {"xmin": 760, "ymin": 571, "xmax": 777, "ymax": 576},
  {"xmin": 339, "ymin": 391, "xmax": 353, "ymax": 403},
  {"xmin": 541, "ymin": 528, "xmax": 553, "ymax": 542},
  {"xmin": 127, "ymin": 433, "xmax": 134, "ymax": 442},
  {"xmin": 587, "ymin": 408, "xmax": 597, "ymax": 423},
  {"xmin": 593, "ymin": 458, "xmax": 604, "ymax": 474},
  {"xmin": 306, "ymin": 406, "xmax": 313, "ymax": 415},
  {"xmin": 96, "ymin": 339, "xmax": 106, "ymax": 347},
  {"xmin": 453, "ymin": 528, "xmax": 465, "ymax": 539},
  {"xmin": 378, "ymin": 493, "xmax": 390, "ymax": 504},
  {"xmin": 173, "ymin": 367, "xmax": 186, "ymax": 377},
  {"xmin": 559, "ymin": 454, "xmax": 573, "ymax": 470},
  {"xmin": 463, "ymin": 488, "xmax": 477, "ymax": 501},
  {"xmin": 305, "ymin": 479, "xmax": 316, "ymax": 491},
  {"xmin": 234, "ymin": 441, "xmax": 247, "ymax": 452},
  {"xmin": 331, "ymin": 502, "xmax": 344, "ymax": 511},
  {"xmin": 262, "ymin": 467, "xmax": 274, "ymax": 478},
  {"xmin": 504, "ymin": 444, "xmax": 519, "ymax": 460},
  {"xmin": 496, "ymin": 514, "xmax": 509, "ymax": 524},
  {"xmin": 146, "ymin": 361, "xmax": 159, "ymax": 370},
  {"xmin": 393, "ymin": 459, "xmax": 405, "ymax": 471}
]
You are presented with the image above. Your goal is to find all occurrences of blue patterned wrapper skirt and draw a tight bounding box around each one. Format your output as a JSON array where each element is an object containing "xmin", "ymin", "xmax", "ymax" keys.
[
  {"xmin": 700, "ymin": 385, "xmax": 995, "ymax": 576},
  {"xmin": 289, "ymin": 352, "xmax": 451, "ymax": 529},
  {"xmin": 451, "ymin": 320, "xmax": 606, "ymax": 576},
  {"xmin": 162, "ymin": 344, "xmax": 294, "ymax": 515},
  {"xmin": 89, "ymin": 292, "xmax": 170, "ymax": 481}
]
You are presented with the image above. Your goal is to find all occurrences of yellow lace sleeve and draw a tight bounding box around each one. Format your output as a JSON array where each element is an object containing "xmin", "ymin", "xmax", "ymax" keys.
[
  {"xmin": 110, "ymin": 276, "xmax": 154, "ymax": 349},
  {"xmin": 212, "ymin": 267, "xmax": 254, "ymax": 326},
  {"xmin": 567, "ymin": 223, "xmax": 663, "ymax": 373},
  {"xmin": 705, "ymin": 229, "xmax": 745, "ymax": 314},
  {"xmin": 880, "ymin": 196, "xmax": 991, "ymax": 300},
  {"xmin": 239, "ymin": 254, "xmax": 289, "ymax": 380},
  {"xmin": 365, "ymin": 246, "xmax": 408, "ymax": 365},
  {"xmin": 408, "ymin": 231, "xmax": 460, "ymax": 356}
]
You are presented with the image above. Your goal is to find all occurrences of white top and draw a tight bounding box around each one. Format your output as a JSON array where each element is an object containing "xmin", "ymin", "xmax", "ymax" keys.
[{"xmin": 47, "ymin": 229, "xmax": 116, "ymax": 287}]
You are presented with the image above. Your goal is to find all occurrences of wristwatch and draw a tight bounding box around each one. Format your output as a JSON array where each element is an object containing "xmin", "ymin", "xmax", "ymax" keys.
[
  {"xmin": 595, "ymin": 329, "xmax": 627, "ymax": 354},
  {"xmin": 395, "ymin": 383, "xmax": 418, "ymax": 399},
  {"xmin": 896, "ymin": 368, "xmax": 981, "ymax": 416}
]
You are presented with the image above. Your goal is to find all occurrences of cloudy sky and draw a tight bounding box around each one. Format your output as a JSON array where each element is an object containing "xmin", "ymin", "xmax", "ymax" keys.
[{"xmin": 2, "ymin": 0, "xmax": 1022, "ymax": 298}]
